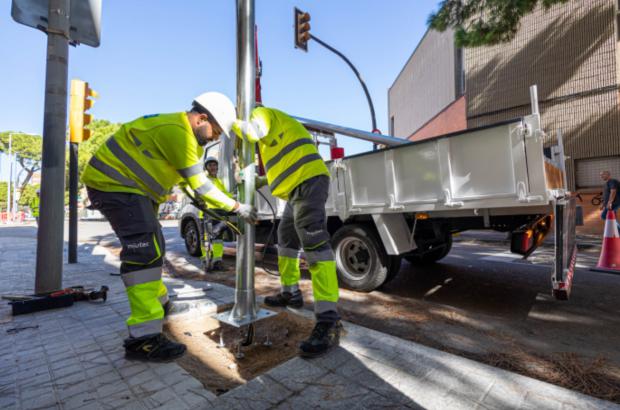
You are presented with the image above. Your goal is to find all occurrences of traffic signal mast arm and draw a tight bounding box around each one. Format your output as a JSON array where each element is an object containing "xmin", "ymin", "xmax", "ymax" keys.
[{"xmin": 293, "ymin": 8, "xmax": 378, "ymax": 134}]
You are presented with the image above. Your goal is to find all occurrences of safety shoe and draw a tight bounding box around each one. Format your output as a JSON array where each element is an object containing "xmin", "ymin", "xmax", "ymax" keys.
[
  {"xmin": 212, "ymin": 261, "xmax": 224, "ymax": 271},
  {"xmin": 264, "ymin": 290, "xmax": 304, "ymax": 309},
  {"xmin": 124, "ymin": 333, "xmax": 186, "ymax": 362},
  {"xmin": 299, "ymin": 321, "xmax": 342, "ymax": 358}
]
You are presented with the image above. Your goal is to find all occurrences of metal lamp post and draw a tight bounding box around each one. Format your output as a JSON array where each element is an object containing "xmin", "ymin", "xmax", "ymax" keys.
[{"xmin": 216, "ymin": 0, "xmax": 275, "ymax": 332}]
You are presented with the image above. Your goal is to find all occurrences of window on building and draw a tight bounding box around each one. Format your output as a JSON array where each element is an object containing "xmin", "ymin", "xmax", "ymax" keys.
[
  {"xmin": 576, "ymin": 156, "xmax": 620, "ymax": 190},
  {"xmin": 390, "ymin": 115, "xmax": 395, "ymax": 136}
]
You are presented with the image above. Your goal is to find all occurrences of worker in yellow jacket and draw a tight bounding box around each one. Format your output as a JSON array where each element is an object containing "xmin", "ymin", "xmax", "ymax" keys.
[
  {"xmin": 201, "ymin": 156, "xmax": 234, "ymax": 271},
  {"xmin": 233, "ymin": 106, "xmax": 341, "ymax": 358},
  {"xmin": 81, "ymin": 92, "xmax": 256, "ymax": 362}
]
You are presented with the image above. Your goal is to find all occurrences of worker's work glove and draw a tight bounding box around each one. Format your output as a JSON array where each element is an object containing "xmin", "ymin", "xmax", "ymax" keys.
[
  {"xmin": 232, "ymin": 119, "xmax": 260, "ymax": 143},
  {"xmin": 234, "ymin": 202, "xmax": 257, "ymax": 224},
  {"xmin": 255, "ymin": 176, "xmax": 268, "ymax": 189}
]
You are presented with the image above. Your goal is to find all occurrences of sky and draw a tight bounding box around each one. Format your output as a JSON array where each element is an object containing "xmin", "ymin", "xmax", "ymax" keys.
[{"xmin": 0, "ymin": 0, "xmax": 440, "ymax": 181}]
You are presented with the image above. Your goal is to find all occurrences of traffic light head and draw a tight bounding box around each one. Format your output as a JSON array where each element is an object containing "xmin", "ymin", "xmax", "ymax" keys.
[
  {"xmin": 294, "ymin": 8, "xmax": 311, "ymax": 52},
  {"xmin": 69, "ymin": 79, "xmax": 98, "ymax": 143}
]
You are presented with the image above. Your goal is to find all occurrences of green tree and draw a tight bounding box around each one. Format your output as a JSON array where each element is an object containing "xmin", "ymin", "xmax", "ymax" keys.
[
  {"xmin": 19, "ymin": 183, "xmax": 40, "ymax": 208},
  {"xmin": 0, "ymin": 181, "xmax": 7, "ymax": 211},
  {"xmin": 0, "ymin": 132, "xmax": 42, "ymax": 194},
  {"xmin": 428, "ymin": 0, "xmax": 570, "ymax": 47}
]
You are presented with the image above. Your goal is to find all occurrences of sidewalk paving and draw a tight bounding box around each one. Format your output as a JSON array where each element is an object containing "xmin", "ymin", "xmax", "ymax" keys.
[{"xmin": 1, "ymin": 227, "xmax": 618, "ymax": 409}]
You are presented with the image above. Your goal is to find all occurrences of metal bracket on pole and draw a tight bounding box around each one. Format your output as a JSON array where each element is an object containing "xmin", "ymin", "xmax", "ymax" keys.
[{"xmin": 216, "ymin": 0, "xmax": 275, "ymax": 329}]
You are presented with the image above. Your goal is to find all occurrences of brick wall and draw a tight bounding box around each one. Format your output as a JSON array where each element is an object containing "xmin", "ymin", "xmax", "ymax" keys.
[{"xmin": 465, "ymin": 0, "xmax": 620, "ymax": 190}]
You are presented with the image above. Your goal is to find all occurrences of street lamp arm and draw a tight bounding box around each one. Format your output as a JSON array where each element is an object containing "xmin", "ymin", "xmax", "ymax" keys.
[{"xmin": 309, "ymin": 34, "xmax": 378, "ymax": 132}]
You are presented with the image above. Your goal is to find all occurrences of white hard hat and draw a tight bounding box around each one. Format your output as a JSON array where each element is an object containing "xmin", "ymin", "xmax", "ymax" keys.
[
  {"xmin": 192, "ymin": 92, "xmax": 236, "ymax": 139},
  {"xmin": 205, "ymin": 156, "xmax": 219, "ymax": 166}
]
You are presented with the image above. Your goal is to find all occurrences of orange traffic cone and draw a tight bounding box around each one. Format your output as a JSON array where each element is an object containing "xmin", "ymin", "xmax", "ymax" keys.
[{"xmin": 592, "ymin": 209, "xmax": 620, "ymax": 273}]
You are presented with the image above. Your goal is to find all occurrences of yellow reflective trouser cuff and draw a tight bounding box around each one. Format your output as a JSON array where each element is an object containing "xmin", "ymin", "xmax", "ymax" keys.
[
  {"xmin": 211, "ymin": 240, "xmax": 224, "ymax": 261},
  {"xmin": 122, "ymin": 267, "xmax": 164, "ymax": 337},
  {"xmin": 309, "ymin": 260, "xmax": 339, "ymax": 309},
  {"xmin": 157, "ymin": 281, "xmax": 169, "ymax": 306},
  {"xmin": 278, "ymin": 254, "xmax": 301, "ymax": 288}
]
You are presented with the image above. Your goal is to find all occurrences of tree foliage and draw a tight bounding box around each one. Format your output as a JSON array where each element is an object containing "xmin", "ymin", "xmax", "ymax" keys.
[
  {"xmin": 77, "ymin": 119, "xmax": 121, "ymax": 181},
  {"xmin": 19, "ymin": 183, "xmax": 39, "ymax": 207},
  {"xmin": 0, "ymin": 181, "xmax": 7, "ymax": 210},
  {"xmin": 0, "ymin": 132, "xmax": 42, "ymax": 193},
  {"xmin": 428, "ymin": 0, "xmax": 570, "ymax": 47}
]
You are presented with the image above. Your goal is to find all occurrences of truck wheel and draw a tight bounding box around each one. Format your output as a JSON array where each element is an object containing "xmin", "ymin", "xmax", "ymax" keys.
[
  {"xmin": 183, "ymin": 220, "xmax": 202, "ymax": 257},
  {"xmin": 405, "ymin": 235, "xmax": 452, "ymax": 265},
  {"xmin": 383, "ymin": 255, "xmax": 403, "ymax": 285},
  {"xmin": 332, "ymin": 224, "xmax": 390, "ymax": 292}
]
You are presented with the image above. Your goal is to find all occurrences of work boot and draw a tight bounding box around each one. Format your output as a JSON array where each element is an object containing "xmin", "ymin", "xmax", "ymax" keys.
[
  {"xmin": 264, "ymin": 290, "xmax": 304, "ymax": 309},
  {"xmin": 299, "ymin": 321, "xmax": 342, "ymax": 358},
  {"xmin": 124, "ymin": 333, "xmax": 186, "ymax": 362},
  {"xmin": 212, "ymin": 261, "xmax": 223, "ymax": 271}
]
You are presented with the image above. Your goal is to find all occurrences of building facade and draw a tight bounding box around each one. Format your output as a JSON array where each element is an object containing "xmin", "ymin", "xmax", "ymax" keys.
[{"xmin": 389, "ymin": 0, "xmax": 620, "ymax": 193}]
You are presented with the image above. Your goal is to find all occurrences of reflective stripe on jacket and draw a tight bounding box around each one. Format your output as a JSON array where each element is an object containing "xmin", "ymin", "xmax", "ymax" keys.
[
  {"xmin": 81, "ymin": 113, "xmax": 236, "ymax": 211},
  {"xmin": 251, "ymin": 107, "xmax": 329, "ymax": 200}
]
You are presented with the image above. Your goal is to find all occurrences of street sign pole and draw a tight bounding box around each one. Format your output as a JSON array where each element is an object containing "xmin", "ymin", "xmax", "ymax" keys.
[
  {"xmin": 68, "ymin": 142, "xmax": 78, "ymax": 263},
  {"xmin": 35, "ymin": 0, "xmax": 70, "ymax": 293}
]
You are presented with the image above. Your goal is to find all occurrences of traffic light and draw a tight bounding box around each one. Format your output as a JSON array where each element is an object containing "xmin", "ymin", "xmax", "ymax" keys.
[
  {"xmin": 294, "ymin": 8, "xmax": 311, "ymax": 51},
  {"xmin": 69, "ymin": 79, "xmax": 98, "ymax": 143}
]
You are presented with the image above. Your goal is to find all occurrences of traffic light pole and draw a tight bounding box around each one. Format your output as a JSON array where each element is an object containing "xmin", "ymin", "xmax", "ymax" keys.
[
  {"xmin": 309, "ymin": 34, "xmax": 378, "ymax": 136},
  {"xmin": 35, "ymin": 0, "xmax": 70, "ymax": 294},
  {"xmin": 68, "ymin": 142, "xmax": 78, "ymax": 263}
]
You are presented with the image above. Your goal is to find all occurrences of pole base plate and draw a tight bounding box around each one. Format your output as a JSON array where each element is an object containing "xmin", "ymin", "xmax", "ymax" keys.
[{"xmin": 215, "ymin": 308, "xmax": 277, "ymax": 328}]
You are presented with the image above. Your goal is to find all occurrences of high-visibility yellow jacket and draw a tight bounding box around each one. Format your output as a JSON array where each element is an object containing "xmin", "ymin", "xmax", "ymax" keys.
[
  {"xmin": 208, "ymin": 175, "xmax": 233, "ymax": 200},
  {"xmin": 250, "ymin": 107, "xmax": 330, "ymax": 200},
  {"xmin": 30, "ymin": 195, "xmax": 40, "ymax": 217},
  {"xmin": 81, "ymin": 113, "xmax": 236, "ymax": 211}
]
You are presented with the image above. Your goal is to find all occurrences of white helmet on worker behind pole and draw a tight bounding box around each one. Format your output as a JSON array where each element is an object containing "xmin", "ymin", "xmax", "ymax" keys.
[
  {"xmin": 204, "ymin": 156, "xmax": 219, "ymax": 168},
  {"xmin": 192, "ymin": 92, "xmax": 236, "ymax": 139}
]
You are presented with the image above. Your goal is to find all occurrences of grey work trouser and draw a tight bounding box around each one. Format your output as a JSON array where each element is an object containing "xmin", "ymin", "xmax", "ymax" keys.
[{"xmin": 277, "ymin": 175, "xmax": 340, "ymax": 323}]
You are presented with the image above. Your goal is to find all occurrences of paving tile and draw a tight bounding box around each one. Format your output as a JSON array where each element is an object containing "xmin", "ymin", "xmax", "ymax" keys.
[
  {"xmin": 266, "ymin": 357, "xmax": 329, "ymax": 393},
  {"xmin": 125, "ymin": 370, "xmax": 156, "ymax": 388},
  {"xmin": 139, "ymin": 388, "xmax": 182, "ymax": 409},
  {"xmin": 55, "ymin": 380, "xmax": 95, "ymax": 401},
  {"xmin": 277, "ymin": 372, "xmax": 369, "ymax": 409},
  {"xmin": 20, "ymin": 391, "xmax": 60, "ymax": 410},
  {"xmin": 51, "ymin": 362, "xmax": 83, "ymax": 379},
  {"xmin": 219, "ymin": 375, "xmax": 292, "ymax": 410},
  {"xmin": 61, "ymin": 391, "xmax": 100, "ymax": 410},
  {"xmin": 0, "ymin": 394, "xmax": 18, "ymax": 409}
]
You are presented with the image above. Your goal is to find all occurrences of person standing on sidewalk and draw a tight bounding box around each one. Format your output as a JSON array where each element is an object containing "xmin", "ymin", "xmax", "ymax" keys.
[
  {"xmin": 233, "ymin": 106, "xmax": 341, "ymax": 358},
  {"xmin": 201, "ymin": 156, "xmax": 234, "ymax": 271},
  {"xmin": 30, "ymin": 190, "xmax": 40, "ymax": 225},
  {"xmin": 81, "ymin": 92, "xmax": 257, "ymax": 362},
  {"xmin": 600, "ymin": 170, "xmax": 620, "ymax": 228}
]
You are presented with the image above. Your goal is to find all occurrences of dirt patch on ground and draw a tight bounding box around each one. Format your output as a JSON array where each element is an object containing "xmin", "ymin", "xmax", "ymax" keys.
[
  {"xmin": 164, "ymin": 310, "xmax": 314, "ymax": 395},
  {"xmin": 466, "ymin": 350, "xmax": 620, "ymax": 403},
  {"xmin": 162, "ymin": 251, "xmax": 620, "ymax": 403}
]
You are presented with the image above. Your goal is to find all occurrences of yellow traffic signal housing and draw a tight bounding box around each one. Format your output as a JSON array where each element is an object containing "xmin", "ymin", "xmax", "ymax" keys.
[
  {"xmin": 294, "ymin": 8, "xmax": 311, "ymax": 52},
  {"xmin": 69, "ymin": 79, "xmax": 98, "ymax": 143}
]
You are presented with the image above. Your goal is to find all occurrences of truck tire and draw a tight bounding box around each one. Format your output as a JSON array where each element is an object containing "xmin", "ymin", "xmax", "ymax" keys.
[
  {"xmin": 332, "ymin": 224, "xmax": 391, "ymax": 292},
  {"xmin": 383, "ymin": 255, "xmax": 403, "ymax": 285},
  {"xmin": 405, "ymin": 234, "xmax": 452, "ymax": 265},
  {"xmin": 183, "ymin": 219, "xmax": 202, "ymax": 257}
]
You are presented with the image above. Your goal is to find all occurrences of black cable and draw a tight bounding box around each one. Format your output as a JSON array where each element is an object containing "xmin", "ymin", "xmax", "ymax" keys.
[
  {"xmin": 256, "ymin": 189, "xmax": 280, "ymax": 277},
  {"xmin": 181, "ymin": 187, "xmax": 242, "ymax": 235}
]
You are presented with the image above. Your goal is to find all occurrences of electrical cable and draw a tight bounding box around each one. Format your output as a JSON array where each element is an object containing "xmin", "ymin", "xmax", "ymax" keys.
[
  {"xmin": 256, "ymin": 189, "xmax": 280, "ymax": 277},
  {"xmin": 181, "ymin": 186, "xmax": 242, "ymax": 236}
]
